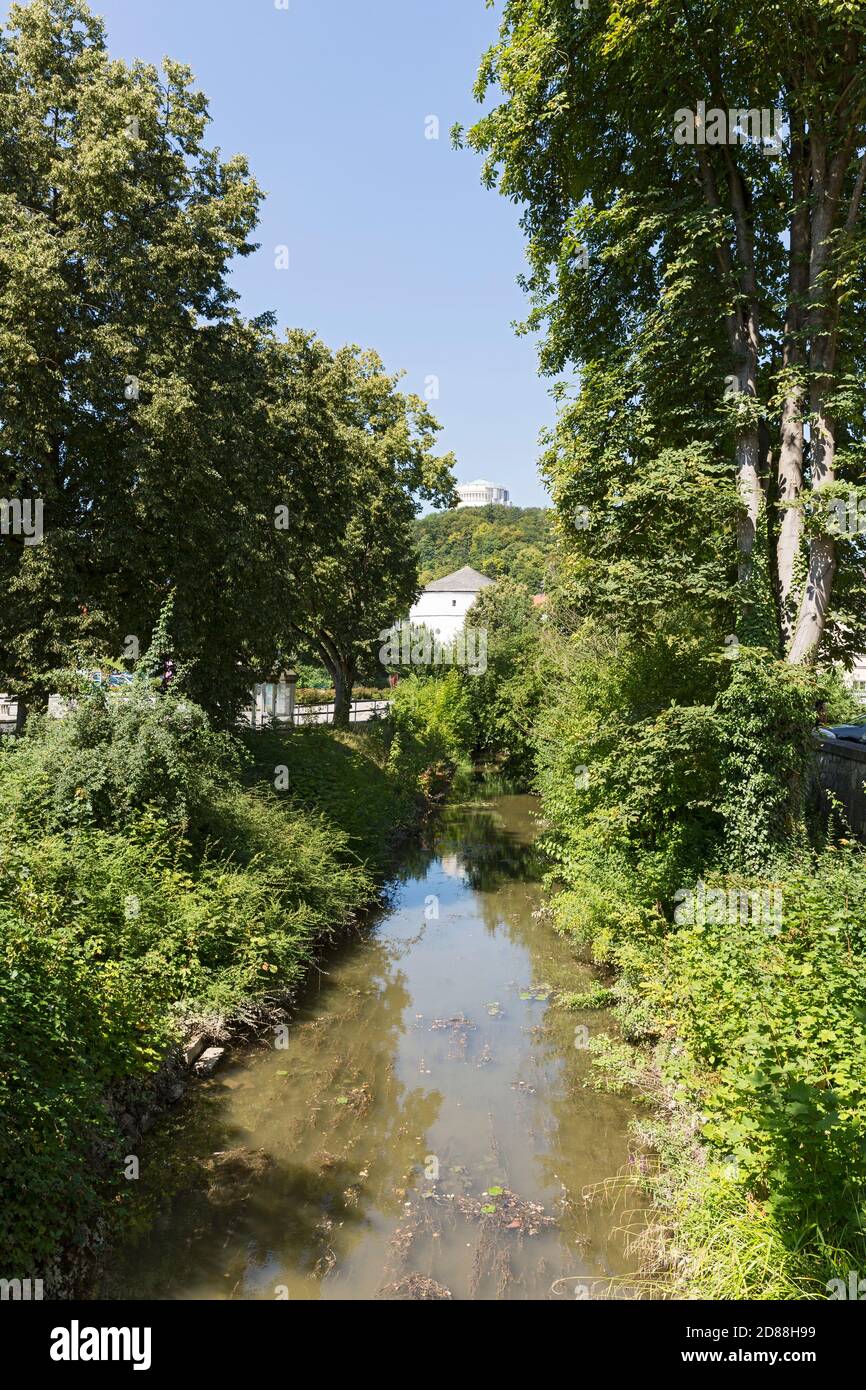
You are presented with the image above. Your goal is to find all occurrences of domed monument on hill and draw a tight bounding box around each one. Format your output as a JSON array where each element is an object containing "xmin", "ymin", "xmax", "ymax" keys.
[{"xmin": 455, "ymin": 479, "xmax": 511, "ymax": 508}]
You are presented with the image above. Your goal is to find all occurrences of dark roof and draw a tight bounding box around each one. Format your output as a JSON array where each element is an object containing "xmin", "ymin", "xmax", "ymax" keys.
[{"xmin": 424, "ymin": 566, "xmax": 494, "ymax": 593}]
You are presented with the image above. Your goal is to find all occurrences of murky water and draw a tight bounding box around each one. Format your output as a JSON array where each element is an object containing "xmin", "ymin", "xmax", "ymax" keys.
[{"xmin": 101, "ymin": 795, "xmax": 642, "ymax": 1301}]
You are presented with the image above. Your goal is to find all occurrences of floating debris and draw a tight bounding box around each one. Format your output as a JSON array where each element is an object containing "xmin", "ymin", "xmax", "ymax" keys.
[
  {"xmin": 312, "ymin": 1215, "xmax": 337, "ymax": 1277},
  {"xmin": 333, "ymin": 1083, "xmax": 372, "ymax": 1113},
  {"xmin": 477, "ymin": 1042, "xmax": 493, "ymax": 1068},
  {"xmin": 378, "ymin": 1274, "xmax": 452, "ymax": 1300},
  {"xmin": 201, "ymin": 1148, "xmax": 272, "ymax": 1207},
  {"xmin": 450, "ymin": 1186, "xmax": 557, "ymax": 1237},
  {"xmin": 430, "ymin": 1014, "xmax": 476, "ymax": 1032},
  {"xmin": 430, "ymin": 1013, "xmax": 475, "ymax": 1062},
  {"xmin": 387, "ymin": 1223, "xmax": 415, "ymax": 1259},
  {"xmin": 517, "ymin": 983, "xmax": 552, "ymax": 1002}
]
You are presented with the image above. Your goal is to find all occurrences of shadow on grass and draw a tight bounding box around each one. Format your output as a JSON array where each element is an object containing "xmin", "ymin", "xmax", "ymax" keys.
[{"xmin": 241, "ymin": 726, "xmax": 416, "ymax": 873}]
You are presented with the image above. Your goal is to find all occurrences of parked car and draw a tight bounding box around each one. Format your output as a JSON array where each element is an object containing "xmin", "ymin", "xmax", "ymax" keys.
[{"xmin": 825, "ymin": 723, "xmax": 866, "ymax": 743}]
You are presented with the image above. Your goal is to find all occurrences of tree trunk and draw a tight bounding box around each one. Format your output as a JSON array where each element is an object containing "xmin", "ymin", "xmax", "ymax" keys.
[
  {"xmin": 776, "ymin": 132, "xmax": 810, "ymax": 646},
  {"xmin": 786, "ymin": 385, "xmax": 837, "ymax": 664},
  {"xmin": 735, "ymin": 422, "xmax": 762, "ymax": 584},
  {"xmin": 785, "ymin": 126, "xmax": 855, "ymax": 664},
  {"xmin": 776, "ymin": 390, "xmax": 806, "ymax": 643},
  {"xmin": 331, "ymin": 658, "xmax": 355, "ymax": 728},
  {"xmin": 786, "ymin": 532, "xmax": 836, "ymax": 665}
]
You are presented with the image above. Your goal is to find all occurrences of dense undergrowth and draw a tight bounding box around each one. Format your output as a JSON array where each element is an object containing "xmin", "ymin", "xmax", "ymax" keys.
[
  {"xmin": 0, "ymin": 681, "xmax": 467, "ymax": 1283},
  {"xmin": 449, "ymin": 574, "xmax": 866, "ymax": 1296},
  {"xmin": 530, "ymin": 627, "xmax": 866, "ymax": 1299}
]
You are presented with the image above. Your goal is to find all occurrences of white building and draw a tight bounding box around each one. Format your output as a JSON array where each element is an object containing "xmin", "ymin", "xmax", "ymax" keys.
[
  {"xmin": 455, "ymin": 479, "xmax": 511, "ymax": 508},
  {"xmin": 409, "ymin": 565, "xmax": 494, "ymax": 644}
]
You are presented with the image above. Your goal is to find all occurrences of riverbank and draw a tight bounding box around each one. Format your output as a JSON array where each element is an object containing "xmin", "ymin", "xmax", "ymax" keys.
[
  {"xmin": 490, "ymin": 620, "xmax": 866, "ymax": 1301},
  {"xmin": 95, "ymin": 794, "xmax": 642, "ymax": 1301},
  {"xmin": 544, "ymin": 838, "xmax": 866, "ymax": 1300},
  {"xmin": 0, "ymin": 688, "xmax": 464, "ymax": 1295}
]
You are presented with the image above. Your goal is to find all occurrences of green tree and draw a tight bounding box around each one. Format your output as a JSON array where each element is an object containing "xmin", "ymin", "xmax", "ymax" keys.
[
  {"xmin": 461, "ymin": 0, "xmax": 866, "ymax": 666},
  {"xmin": 270, "ymin": 335, "xmax": 456, "ymax": 724},
  {"xmin": 415, "ymin": 504, "xmax": 555, "ymax": 592},
  {"xmin": 0, "ymin": 1, "xmax": 455, "ymax": 732},
  {"xmin": 0, "ymin": 0, "xmax": 263, "ymax": 711},
  {"xmin": 463, "ymin": 577, "xmax": 549, "ymax": 780}
]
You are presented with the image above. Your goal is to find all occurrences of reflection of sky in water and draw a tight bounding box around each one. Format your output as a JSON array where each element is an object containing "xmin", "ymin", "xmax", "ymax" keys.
[{"xmin": 99, "ymin": 796, "xmax": 643, "ymax": 1302}]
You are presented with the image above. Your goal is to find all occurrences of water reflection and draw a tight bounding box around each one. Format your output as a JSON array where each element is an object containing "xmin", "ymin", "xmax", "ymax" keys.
[{"xmin": 98, "ymin": 796, "xmax": 640, "ymax": 1301}]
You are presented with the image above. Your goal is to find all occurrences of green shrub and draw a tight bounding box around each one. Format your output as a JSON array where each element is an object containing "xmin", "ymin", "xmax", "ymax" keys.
[
  {"xmin": 0, "ymin": 688, "xmax": 244, "ymax": 836},
  {"xmin": 667, "ymin": 847, "xmax": 866, "ymax": 1242},
  {"xmin": 712, "ymin": 655, "xmax": 814, "ymax": 870},
  {"xmin": 0, "ymin": 692, "xmax": 377, "ymax": 1278},
  {"xmin": 534, "ymin": 627, "xmax": 725, "ymax": 919},
  {"xmin": 536, "ymin": 631, "xmax": 866, "ymax": 1294},
  {"xmin": 387, "ymin": 670, "xmax": 473, "ymax": 787},
  {"xmin": 462, "ymin": 578, "xmax": 549, "ymax": 782},
  {"xmin": 241, "ymin": 723, "xmax": 418, "ymax": 872}
]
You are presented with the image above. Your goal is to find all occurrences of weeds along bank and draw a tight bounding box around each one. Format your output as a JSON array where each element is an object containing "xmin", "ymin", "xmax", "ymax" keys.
[
  {"xmin": 531, "ymin": 630, "xmax": 866, "ymax": 1299},
  {"xmin": 356, "ymin": 593, "xmax": 866, "ymax": 1301},
  {"xmin": 0, "ymin": 680, "xmax": 471, "ymax": 1290},
  {"xmin": 6, "ymin": 628, "xmax": 863, "ymax": 1301}
]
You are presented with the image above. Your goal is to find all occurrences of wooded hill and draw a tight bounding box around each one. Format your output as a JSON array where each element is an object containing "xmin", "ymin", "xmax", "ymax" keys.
[{"xmin": 414, "ymin": 505, "xmax": 555, "ymax": 592}]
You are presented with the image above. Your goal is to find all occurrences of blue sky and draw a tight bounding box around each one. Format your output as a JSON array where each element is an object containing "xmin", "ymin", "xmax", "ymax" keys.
[{"xmin": 77, "ymin": 0, "xmax": 556, "ymax": 508}]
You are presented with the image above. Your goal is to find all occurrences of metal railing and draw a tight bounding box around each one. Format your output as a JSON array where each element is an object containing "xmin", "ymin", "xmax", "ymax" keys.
[
  {"xmin": 293, "ymin": 698, "xmax": 390, "ymax": 726},
  {"xmin": 243, "ymin": 686, "xmax": 391, "ymax": 729},
  {"xmin": 1, "ymin": 690, "xmax": 393, "ymax": 735}
]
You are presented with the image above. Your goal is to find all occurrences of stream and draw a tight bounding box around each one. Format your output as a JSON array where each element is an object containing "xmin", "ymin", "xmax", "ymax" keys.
[{"xmin": 99, "ymin": 793, "xmax": 643, "ymax": 1301}]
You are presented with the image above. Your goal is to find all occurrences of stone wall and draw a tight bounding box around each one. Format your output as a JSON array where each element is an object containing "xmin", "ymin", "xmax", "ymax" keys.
[{"xmin": 812, "ymin": 734, "xmax": 866, "ymax": 838}]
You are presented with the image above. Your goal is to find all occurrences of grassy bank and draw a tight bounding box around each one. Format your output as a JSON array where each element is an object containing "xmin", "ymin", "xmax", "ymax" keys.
[
  {"xmin": 550, "ymin": 847, "xmax": 866, "ymax": 1298},
  {"xmin": 533, "ymin": 641, "xmax": 866, "ymax": 1299},
  {"xmin": 0, "ymin": 681, "xmax": 468, "ymax": 1289}
]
